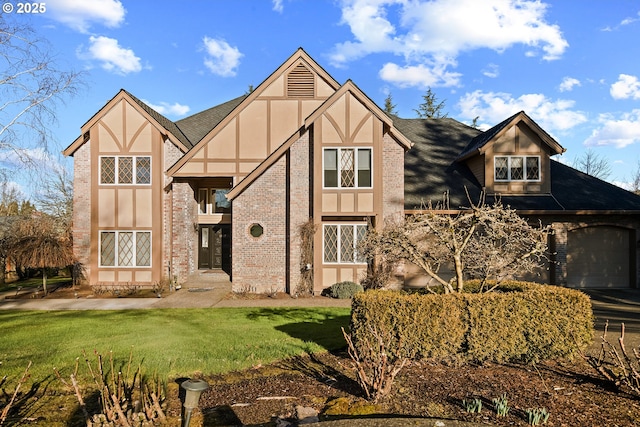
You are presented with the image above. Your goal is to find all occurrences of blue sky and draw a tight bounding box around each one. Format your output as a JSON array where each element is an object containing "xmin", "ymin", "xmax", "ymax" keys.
[{"xmin": 5, "ymin": 0, "xmax": 640, "ymax": 194}]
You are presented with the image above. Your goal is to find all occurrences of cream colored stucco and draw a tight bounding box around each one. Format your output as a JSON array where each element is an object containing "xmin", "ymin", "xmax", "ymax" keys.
[
  {"xmin": 207, "ymin": 162, "xmax": 236, "ymax": 174},
  {"xmin": 301, "ymin": 100, "xmax": 323, "ymax": 119},
  {"xmin": 208, "ymin": 120, "xmax": 237, "ymax": 159},
  {"xmin": 98, "ymin": 189, "xmax": 116, "ymax": 227},
  {"xmin": 340, "ymin": 268, "xmax": 354, "ymax": 282},
  {"xmin": 327, "ymin": 97, "xmax": 346, "ymax": 136},
  {"xmin": 102, "ymin": 101, "xmax": 124, "ymax": 147},
  {"xmin": 98, "ymin": 270, "xmax": 115, "ymax": 282},
  {"xmin": 340, "ymin": 193, "xmax": 355, "ymax": 212},
  {"xmin": 239, "ymin": 100, "xmax": 268, "ymax": 158},
  {"xmin": 316, "ymin": 77, "xmax": 335, "ymax": 98},
  {"xmin": 270, "ymin": 100, "xmax": 299, "ymax": 144},
  {"xmin": 98, "ymin": 124, "xmax": 120, "ymax": 153},
  {"xmin": 129, "ymin": 123, "xmax": 152, "ymax": 153},
  {"xmin": 322, "ymin": 193, "xmax": 338, "ymax": 212},
  {"xmin": 353, "ymin": 116, "xmax": 374, "ymax": 144},
  {"xmin": 321, "ymin": 116, "xmax": 342, "ymax": 144},
  {"xmin": 239, "ymin": 162, "xmax": 260, "ymax": 173},
  {"xmin": 135, "ymin": 189, "xmax": 152, "ymax": 227},
  {"xmin": 125, "ymin": 101, "xmax": 147, "ymax": 147},
  {"xmin": 322, "ymin": 268, "xmax": 337, "ymax": 287},
  {"xmin": 259, "ymin": 74, "xmax": 285, "ymax": 97},
  {"xmin": 135, "ymin": 271, "xmax": 152, "ymax": 282},
  {"xmin": 358, "ymin": 193, "xmax": 374, "ymax": 212},
  {"xmin": 117, "ymin": 270, "xmax": 132, "ymax": 282},
  {"xmin": 117, "ymin": 189, "xmax": 134, "ymax": 228}
]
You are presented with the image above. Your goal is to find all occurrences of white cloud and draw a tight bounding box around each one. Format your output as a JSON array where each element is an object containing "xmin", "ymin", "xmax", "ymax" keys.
[
  {"xmin": 585, "ymin": 110, "xmax": 640, "ymax": 148},
  {"xmin": 143, "ymin": 100, "xmax": 191, "ymax": 117},
  {"xmin": 610, "ymin": 74, "xmax": 640, "ymax": 100},
  {"xmin": 331, "ymin": 0, "xmax": 568, "ymax": 87},
  {"xmin": 482, "ymin": 63, "xmax": 500, "ymax": 79},
  {"xmin": 80, "ymin": 36, "xmax": 142, "ymax": 75},
  {"xmin": 46, "ymin": 0, "xmax": 125, "ymax": 33},
  {"xmin": 558, "ymin": 77, "xmax": 581, "ymax": 92},
  {"xmin": 457, "ymin": 90, "xmax": 587, "ymax": 133},
  {"xmin": 379, "ymin": 60, "xmax": 462, "ymax": 88},
  {"xmin": 202, "ymin": 37, "xmax": 243, "ymax": 77},
  {"xmin": 273, "ymin": 0, "xmax": 284, "ymax": 13}
]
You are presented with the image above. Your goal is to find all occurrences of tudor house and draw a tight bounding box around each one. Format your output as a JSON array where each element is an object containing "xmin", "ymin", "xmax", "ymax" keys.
[{"xmin": 63, "ymin": 48, "xmax": 640, "ymax": 293}]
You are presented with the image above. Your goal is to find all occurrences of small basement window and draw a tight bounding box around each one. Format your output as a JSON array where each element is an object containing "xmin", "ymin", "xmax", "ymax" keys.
[{"xmin": 249, "ymin": 223, "xmax": 264, "ymax": 238}]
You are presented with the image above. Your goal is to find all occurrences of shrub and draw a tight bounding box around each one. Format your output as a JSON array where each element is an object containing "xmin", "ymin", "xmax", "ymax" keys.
[
  {"xmin": 349, "ymin": 282, "xmax": 593, "ymax": 364},
  {"xmin": 328, "ymin": 281, "xmax": 363, "ymax": 299}
]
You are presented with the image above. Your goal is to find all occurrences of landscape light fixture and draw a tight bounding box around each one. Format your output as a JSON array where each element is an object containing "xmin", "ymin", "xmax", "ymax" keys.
[{"xmin": 180, "ymin": 378, "xmax": 209, "ymax": 427}]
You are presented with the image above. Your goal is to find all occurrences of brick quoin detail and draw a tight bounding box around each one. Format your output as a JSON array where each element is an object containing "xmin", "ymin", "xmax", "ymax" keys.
[{"xmin": 72, "ymin": 141, "xmax": 91, "ymax": 282}]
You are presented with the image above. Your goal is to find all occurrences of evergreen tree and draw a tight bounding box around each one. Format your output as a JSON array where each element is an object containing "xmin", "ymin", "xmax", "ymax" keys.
[
  {"xmin": 383, "ymin": 93, "xmax": 398, "ymax": 115},
  {"xmin": 414, "ymin": 87, "xmax": 448, "ymax": 119}
]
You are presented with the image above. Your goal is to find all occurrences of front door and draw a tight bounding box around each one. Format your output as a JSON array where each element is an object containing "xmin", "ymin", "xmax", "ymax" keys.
[{"xmin": 198, "ymin": 224, "xmax": 231, "ymax": 273}]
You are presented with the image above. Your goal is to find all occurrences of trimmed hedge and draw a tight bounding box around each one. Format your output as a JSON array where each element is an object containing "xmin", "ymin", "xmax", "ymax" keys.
[
  {"xmin": 328, "ymin": 281, "xmax": 364, "ymax": 299},
  {"xmin": 350, "ymin": 282, "xmax": 593, "ymax": 364}
]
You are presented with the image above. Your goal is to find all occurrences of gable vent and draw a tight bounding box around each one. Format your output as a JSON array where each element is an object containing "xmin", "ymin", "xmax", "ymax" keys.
[{"xmin": 287, "ymin": 63, "xmax": 315, "ymax": 99}]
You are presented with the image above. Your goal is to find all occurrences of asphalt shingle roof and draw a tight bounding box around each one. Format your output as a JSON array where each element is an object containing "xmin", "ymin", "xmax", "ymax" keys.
[
  {"xmin": 396, "ymin": 116, "xmax": 640, "ymax": 212},
  {"xmin": 176, "ymin": 95, "xmax": 247, "ymax": 145}
]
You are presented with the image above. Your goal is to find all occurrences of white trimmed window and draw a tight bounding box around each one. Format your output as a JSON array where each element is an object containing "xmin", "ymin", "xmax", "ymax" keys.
[
  {"xmin": 494, "ymin": 156, "xmax": 540, "ymax": 181},
  {"xmin": 323, "ymin": 148, "xmax": 372, "ymax": 188},
  {"xmin": 100, "ymin": 231, "xmax": 151, "ymax": 267},
  {"xmin": 323, "ymin": 223, "xmax": 368, "ymax": 264},
  {"xmin": 100, "ymin": 156, "xmax": 151, "ymax": 185}
]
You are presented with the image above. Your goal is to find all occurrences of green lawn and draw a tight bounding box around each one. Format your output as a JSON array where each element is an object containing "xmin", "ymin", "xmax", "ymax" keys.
[{"xmin": 0, "ymin": 307, "xmax": 351, "ymax": 385}]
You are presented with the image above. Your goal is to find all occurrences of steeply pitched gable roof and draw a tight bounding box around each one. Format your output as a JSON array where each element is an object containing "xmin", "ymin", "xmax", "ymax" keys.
[
  {"xmin": 456, "ymin": 111, "xmax": 565, "ymax": 161},
  {"xmin": 63, "ymin": 89, "xmax": 192, "ymax": 156},
  {"xmin": 399, "ymin": 116, "xmax": 640, "ymax": 212},
  {"xmin": 166, "ymin": 48, "xmax": 342, "ymax": 177},
  {"xmin": 227, "ymin": 80, "xmax": 412, "ymax": 201}
]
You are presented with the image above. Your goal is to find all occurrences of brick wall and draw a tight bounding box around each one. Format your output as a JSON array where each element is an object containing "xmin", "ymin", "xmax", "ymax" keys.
[
  {"xmin": 72, "ymin": 141, "xmax": 91, "ymax": 282},
  {"xmin": 288, "ymin": 132, "xmax": 311, "ymax": 295},
  {"xmin": 163, "ymin": 140, "xmax": 186, "ymax": 282},
  {"xmin": 232, "ymin": 156, "xmax": 288, "ymax": 293},
  {"xmin": 170, "ymin": 181, "xmax": 197, "ymax": 282},
  {"xmin": 382, "ymin": 133, "xmax": 405, "ymax": 222}
]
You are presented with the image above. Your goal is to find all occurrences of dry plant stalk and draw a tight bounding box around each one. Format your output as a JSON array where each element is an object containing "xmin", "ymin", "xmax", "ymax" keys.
[
  {"xmin": 585, "ymin": 321, "xmax": 640, "ymax": 397},
  {"xmin": 342, "ymin": 327, "xmax": 407, "ymax": 402},
  {"xmin": 55, "ymin": 349, "xmax": 166, "ymax": 426},
  {"xmin": 0, "ymin": 361, "xmax": 32, "ymax": 426}
]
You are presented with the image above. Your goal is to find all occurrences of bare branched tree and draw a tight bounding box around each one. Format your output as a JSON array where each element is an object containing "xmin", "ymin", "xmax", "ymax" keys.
[
  {"xmin": 359, "ymin": 193, "xmax": 549, "ymax": 293},
  {"xmin": 34, "ymin": 165, "xmax": 73, "ymax": 232},
  {"xmin": 572, "ymin": 149, "xmax": 612, "ymax": 180},
  {"xmin": 1, "ymin": 16, "xmax": 83, "ymax": 168},
  {"xmin": 630, "ymin": 160, "xmax": 640, "ymax": 195}
]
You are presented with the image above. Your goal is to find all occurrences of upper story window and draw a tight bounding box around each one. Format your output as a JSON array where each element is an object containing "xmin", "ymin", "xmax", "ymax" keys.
[
  {"xmin": 495, "ymin": 156, "xmax": 540, "ymax": 182},
  {"xmin": 100, "ymin": 156, "xmax": 151, "ymax": 185},
  {"xmin": 324, "ymin": 148, "xmax": 372, "ymax": 188},
  {"xmin": 198, "ymin": 188, "xmax": 231, "ymax": 214}
]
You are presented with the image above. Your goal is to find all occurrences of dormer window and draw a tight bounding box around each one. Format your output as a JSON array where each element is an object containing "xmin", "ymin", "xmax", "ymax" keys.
[{"xmin": 495, "ymin": 156, "xmax": 540, "ymax": 181}]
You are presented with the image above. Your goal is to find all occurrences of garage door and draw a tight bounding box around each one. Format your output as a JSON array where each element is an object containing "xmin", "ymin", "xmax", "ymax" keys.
[{"xmin": 566, "ymin": 226, "xmax": 631, "ymax": 288}]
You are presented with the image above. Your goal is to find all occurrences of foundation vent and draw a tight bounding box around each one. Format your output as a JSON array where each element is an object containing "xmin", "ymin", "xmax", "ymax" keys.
[{"xmin": 287, "ymin": 63, "xmax": 315, "ymax": 98}]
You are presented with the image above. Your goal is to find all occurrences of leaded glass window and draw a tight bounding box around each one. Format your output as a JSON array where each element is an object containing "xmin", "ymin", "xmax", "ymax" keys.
[
  {"xmin": 118, "ymin": 232, "xmax": 134, "ymax": 266},
  {"xmin": 101, "ymin": 157, "xmax": 116, "ymax": 184},
  {"xmin": 100, "ymin": 232, "xmax": 116, "ymax": 266},
  {"xmin": 323, "ymin": 225, "xmax": 338, "ymax": 263},
  {"xmin": 323, "ymin": 148, "xmax": 372, "ymax": 188},
  {"xmin": 494, "ymin": 156, "xmax": 540, "ymax": 182},
  {"xmin": 323, "ymin": 223, "xmax": 368, "ymax": 264},
  {"xmin": 340, "ymin": 149, "xmax": 355, "ymax": 188},
  {"xmin": 99, "ymin": 231, "xmax": 152, "ymax": 267},
  {"xmin": 526, "ymin": 157, "xmax": 540, "ymax": 180},
  {"xmin": 510, "ymin": 157, "xmax": 524, "ymax": 180},
  {"xmin": 136, "ymin": 232, "xmax": 151, "ymax": 266},
  {"xmin": 136, "ymin": 157, "xmax": 151, "ymax": 184}
]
